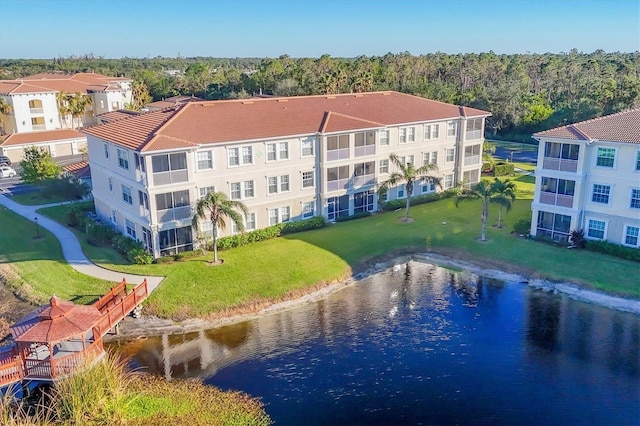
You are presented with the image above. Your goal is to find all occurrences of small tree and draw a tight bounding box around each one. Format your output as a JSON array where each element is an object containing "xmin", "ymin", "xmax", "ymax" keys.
[
  {"xmin": 192, "ymin": 191, "xmax": 248, "ymax": 264},
  {"xmin": 455, "ymin": 180, "xmax": 495, "ymax": 241},
  {"xmin": 0, "ymin": 97, "xmax": 13, "ymax": 135},
  {"xmin": 377, "ymin": 153, "xmax": 440, "ymax": 222},
  {"xmin": 491, "ymin": 178, "xmax": 517, "ymax": 228},
  {"xmin": 20, "ymin": 146, "xmax": 63, "ymax": 185}
]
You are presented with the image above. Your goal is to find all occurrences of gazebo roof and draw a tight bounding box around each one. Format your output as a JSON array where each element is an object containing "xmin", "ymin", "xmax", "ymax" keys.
[{"xmin": 10, "ymin": 296, "xmax": 103, "ymax": 344}]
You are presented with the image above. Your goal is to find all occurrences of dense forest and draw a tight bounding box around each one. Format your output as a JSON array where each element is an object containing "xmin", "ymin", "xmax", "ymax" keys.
[{"xmin": 2, "ymin": 50, "xmax": 639, "ymax": 141}]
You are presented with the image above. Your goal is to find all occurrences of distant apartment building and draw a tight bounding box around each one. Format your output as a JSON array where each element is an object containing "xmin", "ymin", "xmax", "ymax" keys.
[
  {"xmin": 531, "ymin": 109, "xmax": 640, "ymax": 247},
  {"xmin": 82, "ymin": 91, "xmax": 490, "ymax": 258},
  {"xmin": 0, "ymin": 72, "xmax": 132, "ymax": 162}
]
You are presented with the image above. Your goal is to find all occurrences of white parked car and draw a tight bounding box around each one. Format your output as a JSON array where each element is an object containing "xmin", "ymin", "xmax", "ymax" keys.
[{"xmin": 0, "ymin": 166, "xmax": 17, "ymax": 178}]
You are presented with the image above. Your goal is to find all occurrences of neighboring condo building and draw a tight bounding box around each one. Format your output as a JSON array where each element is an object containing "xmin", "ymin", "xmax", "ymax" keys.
[
  {"xmin": 0, "ymin": 72, "xmax": 132, "ymax": 162},
  {"xmin": 82, "ymin": 91, "xmax": 490, "ymax": 258},
  {"xmin": 531, "ymin": 109, "xmax": 640, "ymax": 247}
]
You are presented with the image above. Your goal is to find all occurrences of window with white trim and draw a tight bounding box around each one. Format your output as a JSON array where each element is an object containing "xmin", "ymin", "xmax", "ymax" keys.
[
  {"xmin": 301, "ymin": 139, "xmax": 314, "ymax": 156},
  {"xmin": 117, "ymin": 148, "xmax": 129, "ymax": 170},
  {"xmin": 421, "ymin": 179, "xmax": 436, "ymax": 194},
  {"xmin": 104, "ymin": 143, "xmax": 109, "ymax": 159},
  {"xmin": 424, "ymin": 124, "xmax": 439, "ymax": 140},
  {"xmin": 228, "ymin": 146, "xmax": 253, "ymax": 166},
  {"xmin": 327, "ymin": 135, "xmax": 350, "ymax": 161},
  {"xmin": 125, "ymin": 219, "xmax": 136, "ymax": 238},
  {"xmin": 379, "ymin": 159, "xmax": 389, "ymax": 174},
  {"xmin": 399, "ymin": 155, "xmax": 414, "ymax": 166},
  {"xmin": 423, "ymin": 151, "xmax": 437, "ymax": 165},
  {"xmin": 398, "ymin": 185, "xmax": 406, "ymax": 198},
  {"xmin": 267, "ymin": 142, "xmax": 289, "ymax": 161},
  {"xmin": 399, "ymin": 127, "xmax": 415, "ymax": 144},
  {"xmin": 269, "ymin": 207, "xmax": 290, "ymax": 225},
  {"xmin": 196, "ymin": 150, "xmax": 213, "ymax": 170},
  {"xmin": 591, "ymin": 184, "xmax": 611, "ymax": 204},
  {"xmin": 443, "ymin": 174, "xmax": 454, "ymax": 189},
  {"xmin": 230, "ymin": 180, "xmax": 254, "ymax": 200},
  {"xmin": 379, "ymin": 130, "xmax": 389, "ymax": 146},
  {"xmin": 267, "ymin": 175, "xmax": 290, "ymax": 194},
  {"xmin": 302, "ymin": 201, "xmax": 314, "ymax": 218},
  {"xmin": 631, "ymin": 189, "xmax": 640, "ymax": 209},
  {"xmin": 465, "ymin": 118, "xmax": 482, "ymax": 140},
  {"xmin": 199, "ymin": 186, "xmax": 215, "ymax": 199},
  {"xmin": 446, "ymin": 148, "xmax": 455, "ymax": 163},
  {"xmin": 624, "ymin": 226, "xmax": 639, "ymax": 247},
  {"xmin": 121, "ymin": 185, "xmax": 133, "ymax": 205},
  {"xmin": 587, "ymin": 219, "xmax": 606, "ymax": 239},
  {"xmin": 447, "ymin": 121, "xmax": 457, "ymax": 137},
  {"xmin": 108, "ymin": 177, "xmax": 113, "ymax": 192},
  {"xmin": 596, "ymin": 147, "xmax": 615, "ymax": 167},
  {"xmin": 246, "ymin": 213, "xmax": 256, "ymax": 231},
  {"xmin": 636, "ymin": 151, "xmax": 640, "ymax": 171},
  {"xmin": 302, "ymin": 171, "xmax": 314, "ymax": 188}
]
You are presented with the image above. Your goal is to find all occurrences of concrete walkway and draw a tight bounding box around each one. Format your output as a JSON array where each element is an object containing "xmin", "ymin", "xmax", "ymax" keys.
[{"xmin": 0, "ymin": 195, "xmax": 164, "ymax": 292}]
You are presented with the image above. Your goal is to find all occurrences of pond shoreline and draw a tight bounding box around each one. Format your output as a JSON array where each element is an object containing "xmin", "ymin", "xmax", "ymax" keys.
[{"xmin": 107, "ymin": 252, "xmax": 640, "ymax": 342}]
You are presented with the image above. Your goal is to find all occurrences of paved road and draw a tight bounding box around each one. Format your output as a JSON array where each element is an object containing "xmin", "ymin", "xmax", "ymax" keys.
[
  {"xmin": 493, "ymin": 146, "xmax": 538, "ymax": 164},
  {"xmin": 0, "ymin": 195, "xmax": 164, "ymax": 292}
]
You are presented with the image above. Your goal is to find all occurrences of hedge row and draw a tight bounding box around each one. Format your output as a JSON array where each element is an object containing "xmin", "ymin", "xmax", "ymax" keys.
[
  {"xmin": 586, "ymin": 240, "xmax": 640, "ymax": 262},
  {"xmin": 380, "ymin": 188, "xmax": 459, "ymax": 211},
  {"xmin": 215, "ymin": 216, "xmax": 327, "ymax": 250},
  {"xmin": 492, "ymin": 162, "xmax": 515, "ymax": 176}
]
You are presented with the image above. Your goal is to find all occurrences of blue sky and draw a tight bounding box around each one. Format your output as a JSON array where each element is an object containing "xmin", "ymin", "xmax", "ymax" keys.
[{"xmin": 1, "ymin": 0, "xmax": 638, "ymax": 58}]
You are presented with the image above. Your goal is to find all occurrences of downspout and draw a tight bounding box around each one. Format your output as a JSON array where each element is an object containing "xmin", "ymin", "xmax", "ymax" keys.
[{"xmin": 577, "ymin": 140, "xmax": 594, "ymax": 231}]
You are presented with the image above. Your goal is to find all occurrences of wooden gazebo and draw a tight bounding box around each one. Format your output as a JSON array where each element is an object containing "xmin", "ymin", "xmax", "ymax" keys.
[{"xmin": 9, "ymin": 295, "xmax": 105, "ymax": 380}]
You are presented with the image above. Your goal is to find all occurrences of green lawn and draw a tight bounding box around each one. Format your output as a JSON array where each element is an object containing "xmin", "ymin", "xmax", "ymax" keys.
[
  {"xmin": 0, "ymin": 206, "xmax": 115, "ymax": 305},
  {"xmin": 10, "ymin": 191, "xmax": 76, "ymax": 206},
  {"xmin": 3, "ymin": 171, "xmax": 638, "ymax": 319}
]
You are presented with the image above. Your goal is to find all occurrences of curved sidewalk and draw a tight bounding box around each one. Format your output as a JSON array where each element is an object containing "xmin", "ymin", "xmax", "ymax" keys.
[{"xmin": 0, "ymin": 195, "xmax": 164, "ymax": 292}]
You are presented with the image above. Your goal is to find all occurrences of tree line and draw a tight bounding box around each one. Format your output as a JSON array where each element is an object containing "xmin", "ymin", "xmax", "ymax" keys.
[{"xmin": 1, "ymin": 49, "xmax": 638, "ymax": 140}]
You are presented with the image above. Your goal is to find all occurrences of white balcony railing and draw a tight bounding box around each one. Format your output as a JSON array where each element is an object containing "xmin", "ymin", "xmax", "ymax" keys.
[
  {"xmin": 542, "ymin": 157, "xmax": 578, "ymax": 173},
  {"xmin": 463, "ymin": 155, "xmax": 480, "ymax": 166},
  {"xmin": 30, "ymin": 108, "xmax": 44, "ymax": 114},
  {"xmin": 465, "ymin": 130, "xmax": 482, "ymax": 140},
  {"xmin": 152, "ymin": 170, "xmax": 188, "ymax": 186},
  {"xmin": 32, "ymin": 124, "xmax": 46, "ymax": 131},
  {"xmin": 540, "ymin": 192, "xmax": 574, "ymax": 208},
  {"xmin": 327, "ymin": 178, "xmax": 350, "ymax": 192},
  {"xmin": 354, "ymin": 145, "xmax": 375, "ymax": 157},
  {"xmin": 326, "ymin": 149, "xmax": 350, "ymax": 161}
]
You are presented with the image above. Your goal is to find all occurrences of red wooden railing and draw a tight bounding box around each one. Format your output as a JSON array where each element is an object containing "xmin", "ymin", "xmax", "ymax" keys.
[
  {"xmin": 1, "ymin": 278, "xmax": 148, "ymax": 387},
  {"xmin": 0, "ymin": 347, "xmax": 23, "ymax": 387},
  {"xmin": 94, "ymin": 279, "xmax": 149, "ymax": 337}
]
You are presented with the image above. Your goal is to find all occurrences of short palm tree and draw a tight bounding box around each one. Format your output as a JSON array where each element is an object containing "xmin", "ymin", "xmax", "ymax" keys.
[
  {"xmin": 454, "ymin": 180, "xmax": 495, "ymax": 241},
  {"xmin": 491, "ymin": 178, "xmax": 517, "ymax": 228},
  {"xmin": 69, "ymin": 93, "xmax": 93, "ymax": 129},
  {"xmin": 192, "ymin": 191, "xmax": 248, "ymax": 264},
  {"xmin": 378, "ymin": 153, "xmax": 440, "ymax": 222}
]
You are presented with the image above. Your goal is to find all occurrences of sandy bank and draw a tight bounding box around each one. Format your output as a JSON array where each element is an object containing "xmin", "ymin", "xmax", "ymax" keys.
[{"xmin": 107, "ymin": 253, "xmax": 640, "ymax": 342}]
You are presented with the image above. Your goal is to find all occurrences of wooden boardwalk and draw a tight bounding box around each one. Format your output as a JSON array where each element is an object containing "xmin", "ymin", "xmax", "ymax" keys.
[{"xmin": 0, "ymin": 278, "xmax": 148, "ymax": 389}]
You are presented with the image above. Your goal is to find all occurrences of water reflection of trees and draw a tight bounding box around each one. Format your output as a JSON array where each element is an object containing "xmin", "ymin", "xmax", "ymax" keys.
[{"xmin": 526, "ymin": 291, "xmax": 639, "ymax": 376}]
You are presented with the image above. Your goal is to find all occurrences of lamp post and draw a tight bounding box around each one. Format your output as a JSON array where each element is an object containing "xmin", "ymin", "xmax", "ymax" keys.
[{"xmin": 34, "ymin": 217, "xmax": 40, "ymax": 238}]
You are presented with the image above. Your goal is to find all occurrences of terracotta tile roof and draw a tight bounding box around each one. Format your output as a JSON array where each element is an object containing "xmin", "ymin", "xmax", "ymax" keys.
[
  {"xmin": 83, "ymin": 91, "xmax": 490, "ymax": 153},
  {"xmin": 63, "ymin": 161, "xmax": 91, "ymax": 179},
  {"xmin": 0, "ymin": 72, "xmax": 131, "ymax": 95},
  {"xmin": 533, "ymin": 109, "xmax": 640, "ymax": 143},
  {"xmin": 145, "ymin": 95, "xmax": 204, "ymax": 110},
  {"xmin": 10, "ymin": 296, "xmax": 103, "ymax": 344},
  {"xmin": 1, "ymin": 129, "xmax": 85, "ymax": 147},
  {"xmin": 97, "ymin": 109, "xmax": 140, "ymax": 123}
]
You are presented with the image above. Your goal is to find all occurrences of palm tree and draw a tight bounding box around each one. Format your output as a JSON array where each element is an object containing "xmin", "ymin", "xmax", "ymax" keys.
[
  {"xmin": 192, "ymin": 191, "xmax": 248, "ymax": 264},
  {"xmin": 69, "ymin": 93, "xmax": 93, "ymax": 129},
  {"xmin": 0, "ymin": 97, "xmax": 12, "ymax": 135},
  {"xmin": 454, "ymin": 180, "xmax": 495, "ymax": 241},
  {"xmin": 491, "ymin": 178, "xmax": 517, "ymax": 228},
  {"xmin": 56, "ymin": 91, "xmax": 72, "ymax": 128},
  {"xmin": 378, "ymin": 153, "xmax": 440, "ymax": 222}
]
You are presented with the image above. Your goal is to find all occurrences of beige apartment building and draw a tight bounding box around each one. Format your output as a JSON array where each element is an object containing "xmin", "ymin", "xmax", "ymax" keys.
[
  {"xmin": 83, "ymin": 91, "xmax": 489, "ymax": 258},
  {"xmin": 531, "ymin": 108, "xmax": 640, "ymax": 246}
]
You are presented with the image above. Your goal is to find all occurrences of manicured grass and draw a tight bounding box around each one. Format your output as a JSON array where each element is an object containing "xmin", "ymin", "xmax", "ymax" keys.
[
  {"xmin": 0, "ymin": 206, "xmax": 115, "ymax": 305},
  {"xmin": 10, "ymin": 192, "xmax": 73, "ymax": 205},
  {"xmin": 6, "ymin": 171, "xmax": 639, "ymax": 320},
  {"xmin": 489, "ymin": 140, "xmax": 538, "ymax": 152}
]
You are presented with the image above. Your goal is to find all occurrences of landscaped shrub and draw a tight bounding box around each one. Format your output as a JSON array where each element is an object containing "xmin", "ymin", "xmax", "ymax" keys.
[
  {"xmin": 65, "ymin": 204, "xmax": 93, "ymax": 228},
  {"xmin": 380, "ymin": 188, "xmax": 458, "ymax": 211},
  {"xmin": 129, "ymin": 247, "xmax": 153, "ymax": 265},
  {"xmin": 42, "ymin": 176, "xmax": 90, "ymax": 200},
  {"xmin": 215, "ymin": 216, "xmax": 327, "ymax": 250},
  {"xmin": 492, "ymin": 162, "xmax": 515, "ymax": 176},
  {"xmin": 86, "ymin": 219, "xmax": 116, "ymax": 245},
  {"xmin": 335, "ymin": 211, "xmax": 371, "ymax": 222},
  {"xmin": 513, "ymin": 219, "xmax": 531, "ymax": 235},
  {"xmin": 569, "ymin": 229, "xmax": 586, "ymax": 248},
  {"xmin": 587, "ymin": 240, "xmax": 640, "ymax": 262}
]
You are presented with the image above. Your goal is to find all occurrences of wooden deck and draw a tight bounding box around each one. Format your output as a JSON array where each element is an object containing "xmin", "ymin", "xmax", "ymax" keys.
[{"xmin": 0, "ymin": 278, "xmax": 149, "ymax": 389}]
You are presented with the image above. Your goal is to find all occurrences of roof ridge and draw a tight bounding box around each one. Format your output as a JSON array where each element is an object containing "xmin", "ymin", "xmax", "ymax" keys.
[
  {"xmin": 324, "ymin": 110, "xmax": 386, "ymax": 127},
  {"xmin": 140, "ymin": 103, "xmax": 191, "ymax": 150},
  {"xmin": 569, "ymin": 124, "xmax": 591, "ymax": 140}
]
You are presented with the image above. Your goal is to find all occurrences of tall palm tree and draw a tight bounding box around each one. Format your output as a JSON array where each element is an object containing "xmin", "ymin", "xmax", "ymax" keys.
[
  {"xmin": 56, "ymin": 91, "xmax": 72, "ymax": 128},
  {"xmin": 378, "ymin": 153, "xmax": 440, "ymax": 222},
  {"xmin": 192, "ymin": 191, "xmax": 248, "ymax": 264},
  {"xmin": 0, "ymin": 97, "xmax": 13, "ymax": 135},
  {"xmin": 491, "ymin": 178, "xmax": 517, "ymax": 228},
  {"xmin": 455, "ymin": 180, "xmax": 495, "ymax": 241},
  {"xmin": 69, "ymin": 92, "xmax": 93, "ymax": 129}
]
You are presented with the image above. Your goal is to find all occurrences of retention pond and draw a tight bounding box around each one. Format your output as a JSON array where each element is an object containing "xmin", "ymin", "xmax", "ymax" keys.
[{"xmin": 114, "ymin": 262, "xmax": 640, "ymax": 425}]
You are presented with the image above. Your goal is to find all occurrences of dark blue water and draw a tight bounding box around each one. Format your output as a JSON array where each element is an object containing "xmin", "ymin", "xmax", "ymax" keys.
[{"xmin": 122, "ymin": 262, "xmax": 640, "ymax": 425}]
